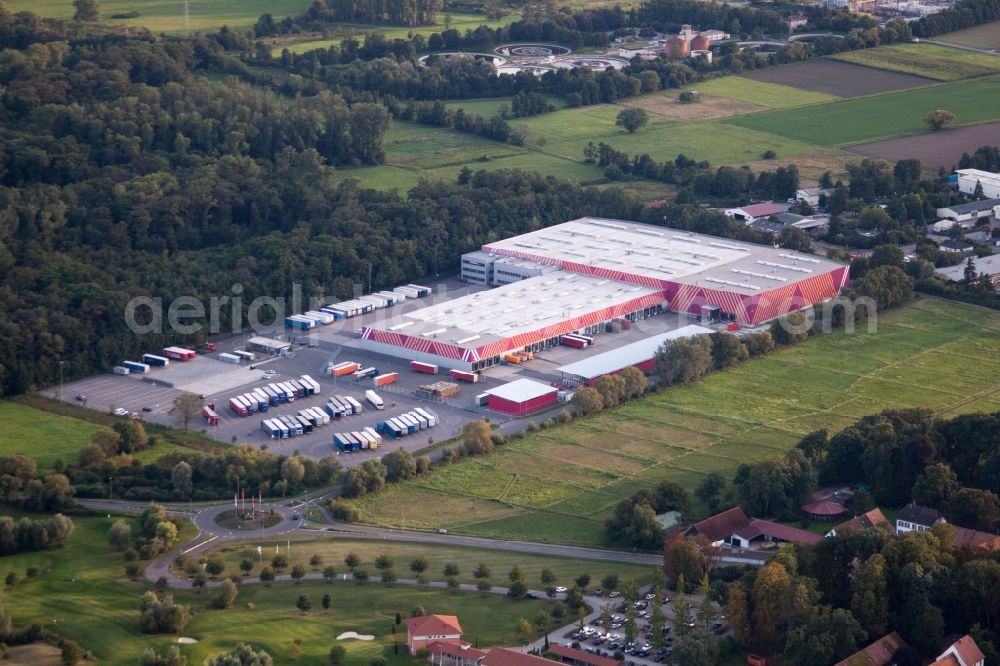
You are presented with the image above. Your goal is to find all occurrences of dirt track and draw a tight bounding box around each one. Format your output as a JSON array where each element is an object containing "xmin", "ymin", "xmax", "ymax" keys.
[
  {"xmin": 846, "ymin": 121, "xmax": 1000, "ymax": 170},
  {"xmin": 743, "ymin": 59, "xmax": 935, "ymax": 97}
]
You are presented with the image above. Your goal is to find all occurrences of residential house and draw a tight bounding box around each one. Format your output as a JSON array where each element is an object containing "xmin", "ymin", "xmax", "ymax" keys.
[
  {"xmin": 896, "ymin": 504, "xmax": 945, "ymax": 535},
  {"xmin": 684, "ymin": 506, "xmax": 822, "ymax": 549},
  {"xmin": 406, "ymin": 615, "xmax": 464, "ymax": 654},
  {"xmin": 950, "ymin": 525, "xmax": 1000, "ymax": 550},
  {"xmin": 932, "ymin": 635, "xmax": 986, "ymax": 666},
  {"xmin": 796, "ymin": 187, "xmax": 834, "ymax": 207},
  {"xmin": 784, "ymin": 13, "xmax": 809, "ymax": 30},
  {"xmin": 939, "ymin": 239, "xmax": 974, "ymax": 254},
  {"xmin": 724, "ymin": 202, "xmax": 790, "ymax": 224},
  {"xmin": 825, "ymin": 508, "xmax": 891, "ymax": 538},
  {"xmin": 834, "ymin": 632, "xmax": 909, "ymax": 666}
]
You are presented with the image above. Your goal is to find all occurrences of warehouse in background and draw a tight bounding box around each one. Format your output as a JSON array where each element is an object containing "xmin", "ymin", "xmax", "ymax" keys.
[
  {"xmin": 361, "ymin": 218, "xmax": 848, "ymax": 372},
  {"xmin": 556, "ymin": 324, "xmax": 714, "ymax": 388}
]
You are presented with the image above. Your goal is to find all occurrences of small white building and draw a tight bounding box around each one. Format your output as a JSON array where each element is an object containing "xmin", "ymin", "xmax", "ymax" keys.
[
  {"xmin": 936, "ymin": 198, "xmax": 1000, "ymax": 225},
  {"xmin": 955, "ymin": 168, "xmax": 1000, "ymax": 199},
  {"xmin": 939, "ymin": 239, "xmax": 975, "ymax": 254},
  {"xmin": 723, "ymin": 202, "xmax": 790, "ymax": 224},
  {"xmin": 895, "ymin": 503, "xmax": 945, "ymax": 535},
  {"xmin": 796, "ymin": 187, "xmax": 835, "ymax": 207}
]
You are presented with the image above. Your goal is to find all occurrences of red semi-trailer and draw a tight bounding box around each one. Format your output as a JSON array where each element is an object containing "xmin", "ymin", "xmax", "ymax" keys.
[
  {"xmin": 449, "ymin": 369, "xmax": 479, "ymax": 383},
  {"xmin": 410, "ymin": 361, "xmax": 438, "ymax": 374}
]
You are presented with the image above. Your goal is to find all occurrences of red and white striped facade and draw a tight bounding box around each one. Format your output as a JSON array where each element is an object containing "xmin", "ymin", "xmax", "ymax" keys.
[
  {"xmin": 361, "ymin": 290, "xmax": 666, "ymax": 364},
  {"xmin": 362, "ymin": 220, "xmax": 849, "ymax": 371},
  {"xmin": 481, "ymin": 235, "xmax": 850, "ymax": 326}
]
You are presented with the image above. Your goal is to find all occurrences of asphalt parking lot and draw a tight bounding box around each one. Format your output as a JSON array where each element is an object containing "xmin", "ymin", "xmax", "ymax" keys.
[{"xmin": 43, "ymin": 277, "xmax": 706, "ymax": 465}]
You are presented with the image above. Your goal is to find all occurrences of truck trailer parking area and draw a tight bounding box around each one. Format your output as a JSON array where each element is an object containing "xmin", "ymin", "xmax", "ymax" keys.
[{"xmin": 41, "ymin": 272, "xmax": 720, "ymax": 466}]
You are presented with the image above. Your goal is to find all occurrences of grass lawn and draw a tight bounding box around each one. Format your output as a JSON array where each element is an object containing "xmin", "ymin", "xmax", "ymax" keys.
[
  {"xmin": 6, "ymin": 0, "xmax": 311, "ymax": 33},
  {"xmin": 0, "ymin": 511, "xmax": 581, "ymax": 664},
  {"xmin": 176, "ymin": 579, "xmax": 553, "ymax": 664},
  {"xmin": 346, "ymin": 298, "xmax": 1000, "ymax": 546},
  {"xmin": 334, "ymin": 120, "xmax": 605, "ymax": 191},
  {"xmin": 0, "ymin": 402, "xmax": 105, "ymax": 469},
  {"xmin": 832, "ymin": 43, "xmax": 1000, "ymax": 81},
  {"xmin": 937, "ymin": 23, "xmax": 1000, "ymax": 49},
  {"xmin": 517, "ymin": 105, "xmax": 822, "ymax": 166},
  {"xmin": 276, "ymin": 11, "xmax": 516, "ymax": 55},
  {"xmin": 205, "ymin": 538, "xmax": 656, "ymax": 589},
  {"xmin": 727, "ymin": 74, "xmax": 1000, "ymax": 146},
  {"xmin": 0, "ymin": 399, "xmax": 195, "ymax": 469},
  {"xmin": 694, "ymin": 76, "xmax": 840, "ymax": 108},
  {"xmin": 0, "ymin": 511, "xmax": 199, "ymax": 665}
]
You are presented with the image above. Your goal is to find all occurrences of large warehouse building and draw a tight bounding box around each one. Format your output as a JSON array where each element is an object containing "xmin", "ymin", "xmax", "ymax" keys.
[{"xmin": 361, "ymin": 218, "xmax": 848, "ymax": 371}]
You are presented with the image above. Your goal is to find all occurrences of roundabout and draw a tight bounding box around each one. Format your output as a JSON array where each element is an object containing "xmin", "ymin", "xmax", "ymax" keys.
[{"xmin": 193, "ymin": 502, "xmax": 300, "ymax": 538}]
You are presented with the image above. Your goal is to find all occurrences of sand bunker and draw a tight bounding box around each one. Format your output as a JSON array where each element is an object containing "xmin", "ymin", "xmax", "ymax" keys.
[
  {"xmin": 336, "ymin": 631, "xmax": 375, "ymax": 641},
  {"xmin": 176, "ymin": 637, "xmax": 199, "ymax": 644}
]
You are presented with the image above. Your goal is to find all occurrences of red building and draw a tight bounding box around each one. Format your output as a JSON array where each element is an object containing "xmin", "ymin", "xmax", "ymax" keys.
[
  {"xmin": 484, "ymin": 379, "xmax": 558, "ymax": 416},
  {"xmin": 405, "ymin": 614, "xmax": 463, "ymax": 655}
]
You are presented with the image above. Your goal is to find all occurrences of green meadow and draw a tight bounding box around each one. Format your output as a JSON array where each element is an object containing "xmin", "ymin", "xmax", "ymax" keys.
[{"xmin": 349, "ymin": 298, "xmax": 1000, "ymax": 546}]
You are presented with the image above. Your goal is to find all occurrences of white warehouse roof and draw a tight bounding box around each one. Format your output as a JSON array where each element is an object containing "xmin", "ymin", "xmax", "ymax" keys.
[
  {"xmin": 371, "ymin": 271, "xmax": 663, "ymax": 350},
  {"xmin": 484, "ymin": 378, "xmax": 557, "ymax": 403},
  {"xmin": 556, "ymin": 324, "xmax": 714, "ymax": 380}
]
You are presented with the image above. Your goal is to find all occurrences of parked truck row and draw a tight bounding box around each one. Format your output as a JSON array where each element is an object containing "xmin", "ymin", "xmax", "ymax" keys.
[
  {"xmin": 285, "ymin": 283, "xmax": 431, "ymax": 329},
  {"xmin": 229, "ymin": 375, "xmax": 321, "ymax": 417},
  {"xmin": 261, "ymin": 405, "xmax": 331, "ymax": 439},
  {"xmin": 324, "ymin": 394, "xmax": 364, "ymax": 419},
  {"xmin": 332, "ymin": 427, "xmax": 382, "ymax": 452},
  {"xmin": 374, "ymin": 407, "xmax": 438, "ymax": 439}
]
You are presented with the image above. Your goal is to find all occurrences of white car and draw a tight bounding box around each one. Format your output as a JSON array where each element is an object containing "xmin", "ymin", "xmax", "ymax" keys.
[
  {"xmin": 113, "ymin": 408, "xmax": 128, "ymax": 416},
  {"xmin": 555, "ymin": 586, "xmax": 567, "ymax": 593}
]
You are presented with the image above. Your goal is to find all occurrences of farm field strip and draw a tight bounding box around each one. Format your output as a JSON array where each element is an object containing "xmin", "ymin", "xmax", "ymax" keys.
[
  {"xmin": 693, "ymin": 75, "xmax": 841, "ymax": 108},
  {"xmin": 347, "ymin": 299, "xmax": 1000, "ymax": 545},
  {"xmin": 935, "ymin": 23, "xmax": 1000, "ymax": 49},
  {"xmin": 6, "ymin": 0, "xmax": 311, "ymax": 33},
  {"xmin": 740, "ymin": 58, "xmax": 937, "ymax": 97},
  {"xmin": 832, "ymin": 42, "xmax": 1000, "ymax": 81},
  {"xmin": 727, "ymin": 74, "xmax": 1000, "ymax": 146}
]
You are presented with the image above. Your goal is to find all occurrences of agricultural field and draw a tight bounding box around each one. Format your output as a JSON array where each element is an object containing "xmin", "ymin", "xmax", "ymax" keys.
[
  {"xmin": 272, "ymin": 11, "xmax": 518, "ymax": 55},
  {"xmin": 208, "ymin": 538, "xmax": 656, "ymax": 588},
  {"xmin": 516, "ymin": 106, "xmax": 822, "ymax": 165},
  {"xmin": 692, "ymin": 76, "xmax": 840, "ymax": 109},
  {"xmin": 847, "ymin": 120, "xmax": 1000, "ymax": 170},
  {"xmin": 741, "ymin": 58, "xmax": 936, "ymax": 97},
  {"xmin": 832, "ymin": 42, "xmax": 1000, "ymax": 81},
  {"xmin": 936, "ymin": 22, "xmax": 1000, "ymax": 49},
  {"xmin": 0, "ymin": 511, "xmax": 612, "ymax": 664},
  {"xmin": 4, "ymin": 0, "xmax": 311, "ymax": 33},
  {"xmin": 0, "ymin": 401, "xmax": 105, "ymax": 469},
  {"xmin": 727, "ymin": 74, "xmax": 1000, "ymax": 146},
  {"xmin": 349, "ymin": 298, "xmax": 1000, "ymax": 546}
]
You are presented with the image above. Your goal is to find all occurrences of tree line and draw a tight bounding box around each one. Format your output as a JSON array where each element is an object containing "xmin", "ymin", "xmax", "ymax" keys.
[{"xmin": 0, "ymin": 513, "xmax": 75, "ymax": 555}]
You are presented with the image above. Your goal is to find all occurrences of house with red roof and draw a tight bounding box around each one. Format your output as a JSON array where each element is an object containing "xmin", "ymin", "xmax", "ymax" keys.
[
  {"xmin": 932, "ymin": 635, "xmax": 986, "ymax": 666},
  {"xmin": 825, "ymin": 508, "xmax": 891, "ymax": 538},
  {"xmin": 724, "ymin": 202, "xmax": 790, "ymax": 224},
  {"xmin": 426, "ymin": 640, "xmax": 487, "ymax": 665},
  {"xmin": 481, "ymin": 647, "xmax": 557, "ymax": 666},
  {"xmin": 684, "ymin": 506, "xmax": 821, "ymax": 549},
  {"xmin": 801, "ymin": 499, "xmax": 846, "ymax": 522},
  {"xmin": 834, "ymin": 631, "xmax": 908, "ymax": 666},
  {"xmin": 405, "ymin": 614, "xmax": 463, "ymax": 655},
  {"xmin": 950, "ymin": 525, "xmax": 1000, "ymax": 551}
]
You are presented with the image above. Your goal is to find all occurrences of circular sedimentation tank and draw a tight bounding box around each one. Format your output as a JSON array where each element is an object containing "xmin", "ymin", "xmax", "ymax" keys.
[
  {"xmin": 496, "ymin": 43, "xmax": 571, "ymax": 57},
  {"xmin": 552, "ymin": 56, "xmax": 629, "ymax": 70}
]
